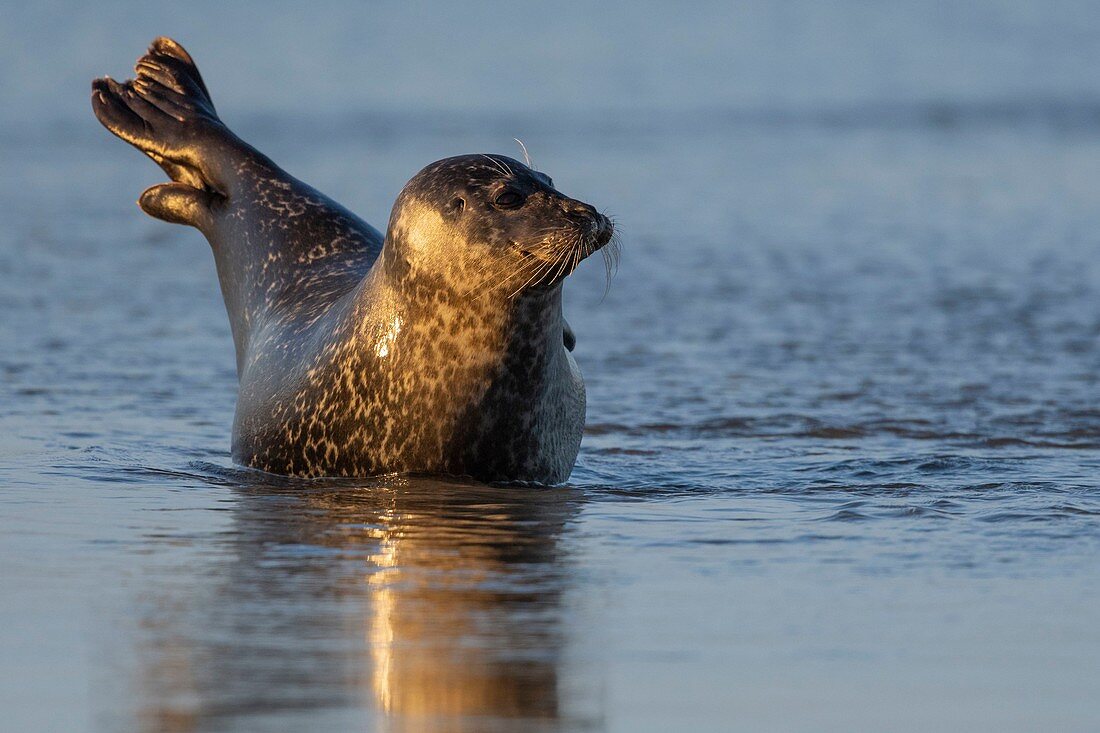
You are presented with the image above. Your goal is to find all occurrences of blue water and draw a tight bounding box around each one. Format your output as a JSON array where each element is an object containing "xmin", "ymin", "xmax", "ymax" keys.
[{"xmin": 3, "ymin": 2, "xmax": 1100, "ymax": 731}]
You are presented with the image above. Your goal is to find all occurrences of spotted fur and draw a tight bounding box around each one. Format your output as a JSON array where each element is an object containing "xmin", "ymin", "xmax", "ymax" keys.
[{"xmin": 91, "ymin": 38, "xmax": 614, "ymax": 483}]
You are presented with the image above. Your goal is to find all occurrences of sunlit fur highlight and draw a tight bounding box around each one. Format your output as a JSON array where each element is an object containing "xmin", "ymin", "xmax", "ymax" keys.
[{"xmin": 91, "ymin": 39, "xmax": 618, "ymax": 483}]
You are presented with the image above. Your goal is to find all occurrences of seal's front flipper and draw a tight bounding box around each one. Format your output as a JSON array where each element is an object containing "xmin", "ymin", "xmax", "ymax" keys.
[{"xmin": 91, "ymin": 37, "xmax": 235, "ymax": 225}]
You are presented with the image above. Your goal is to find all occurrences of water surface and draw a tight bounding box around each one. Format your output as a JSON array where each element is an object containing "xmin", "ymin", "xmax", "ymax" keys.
[{"xmin": 3, "ymin": 2, "xmax": 1100, "ymax": 731}]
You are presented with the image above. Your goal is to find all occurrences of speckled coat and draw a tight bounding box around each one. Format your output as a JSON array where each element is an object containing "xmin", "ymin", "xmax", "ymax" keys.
[{"xmin": 91, "ymin": 38, "xmax": 612, "ymax": 483}]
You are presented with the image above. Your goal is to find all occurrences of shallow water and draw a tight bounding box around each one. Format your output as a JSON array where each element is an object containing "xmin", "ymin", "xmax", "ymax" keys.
[{"xmin": 3, "ymin": 2, "xmax": 1100, "ymax": 731}]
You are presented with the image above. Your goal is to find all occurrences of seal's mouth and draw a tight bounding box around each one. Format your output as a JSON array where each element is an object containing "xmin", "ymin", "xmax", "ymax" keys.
[
  {"xmin": 520, "ymin": 211, "xmax": 613, "ymax": 262},
  {"xmin": 593, "ymin": 213, "xmax": 614, "ymax": 248},
  {"xmin": 509, "ymin": 205, "xmax": 618, "ymax": 297},
  {"xmin": 565, "ymin": 203, "xmax": 613, "ymax": 255},
  {"xmin": 566, "ymin": 210, "xmax": 615, "ymax": 259},
  {"xmin": 577, "ymin": 213, "xmax": 615, "ymax": 268}
]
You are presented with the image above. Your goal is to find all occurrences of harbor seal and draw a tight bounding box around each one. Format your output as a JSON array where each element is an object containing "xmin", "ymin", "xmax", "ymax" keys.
[{"xmin": 90, "ymin": 37, "xmax": 616, "ymax": 483}]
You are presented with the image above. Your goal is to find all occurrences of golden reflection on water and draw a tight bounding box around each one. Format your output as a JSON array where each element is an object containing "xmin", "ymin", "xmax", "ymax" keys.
[
  {"xmin": 365, "ymin": 485, "xmax": 571, "ymax": 728},
  {"xmin": 134, "ymin": 476, "xmax": 584, "ymax": 732}
]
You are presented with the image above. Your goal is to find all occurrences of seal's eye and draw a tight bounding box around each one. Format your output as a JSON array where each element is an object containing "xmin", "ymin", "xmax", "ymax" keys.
[{"xmin": 494, "ymin": 190, "xmax": 525, "ymax": 209}]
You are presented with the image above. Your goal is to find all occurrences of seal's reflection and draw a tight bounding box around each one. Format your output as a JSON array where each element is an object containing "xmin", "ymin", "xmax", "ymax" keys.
[
  {"xmin": 138, "ymin": 475, "xmax": 586, "ymax": 731},
  {"xmin": 365, "ymin": 480, "xmax": 577, "ymax": 727}
]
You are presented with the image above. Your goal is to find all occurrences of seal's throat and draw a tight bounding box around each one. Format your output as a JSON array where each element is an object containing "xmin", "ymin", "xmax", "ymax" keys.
[{"xmin": 367, "ymin": 274, "xmax": 569, "ymax": 406}]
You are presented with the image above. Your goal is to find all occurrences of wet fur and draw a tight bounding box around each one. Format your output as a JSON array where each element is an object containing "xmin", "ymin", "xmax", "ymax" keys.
[{"xmin": 91, "ymin": 38, "xmax": 614, "ymax": 483}]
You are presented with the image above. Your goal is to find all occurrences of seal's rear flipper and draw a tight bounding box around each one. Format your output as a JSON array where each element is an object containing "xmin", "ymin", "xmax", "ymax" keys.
[
  {"xmin": 91, "ymin": 37, "xmax": 232, "ymax": 226},
  {"xmin": 139, "ymin": 183, "xmax": 216, "ymax": 228},
  {"xmin": 138, "ymin": 37, "xmax": 215, "ymax": 110}
]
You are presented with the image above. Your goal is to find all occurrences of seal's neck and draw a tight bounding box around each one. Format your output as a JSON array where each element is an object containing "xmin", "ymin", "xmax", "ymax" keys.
[{"xmin": 373, "ymin": 248, "xmax": 566, "ymax": 380}]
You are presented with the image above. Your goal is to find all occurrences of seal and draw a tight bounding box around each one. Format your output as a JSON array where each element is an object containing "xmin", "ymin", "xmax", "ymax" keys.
[{"xmin": 90, "ymin": 38, "xmax": 616, "ymax": 483}]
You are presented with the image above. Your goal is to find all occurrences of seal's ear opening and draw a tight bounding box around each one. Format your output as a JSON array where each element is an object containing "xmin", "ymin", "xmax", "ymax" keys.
[{"xmin": 443, "ymin": 196, "xmax": 465, "ymax": 219}]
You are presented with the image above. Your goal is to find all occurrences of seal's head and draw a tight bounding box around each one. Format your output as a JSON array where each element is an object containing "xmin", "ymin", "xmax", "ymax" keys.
[{"xmin": 384, "ymin": 154, "xmax": 615, "ymax": 298}]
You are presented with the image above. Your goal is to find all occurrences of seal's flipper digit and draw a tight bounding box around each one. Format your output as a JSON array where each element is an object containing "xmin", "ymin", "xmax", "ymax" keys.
[
  {"xmin": 134, "ymin": 51, "xmax": 217, "ymax": 118},
  {"xmin": 91, "ymin": 77, "xmax": 169, "ymax": 149},
  {"xmin": 92, "ymin": 37, "xmax": 235, "ymax": 205},
  {"xmin": 139, "ymin": 183, "xmax": 216, "ymax": 228},
  {"xmin": 147, "ymin": 36, "xmax": 215, "ymax": 105},
  {"xmin": 131, "ymin": 78, "xmax": 190, "ymax": 121},
  {"xmin": 91, "ymin": 78, "xmax": 147, "ymax": 146},
  {"xmin": 92, "ymin": 75, "xmax": 216, "ymax": 201}
]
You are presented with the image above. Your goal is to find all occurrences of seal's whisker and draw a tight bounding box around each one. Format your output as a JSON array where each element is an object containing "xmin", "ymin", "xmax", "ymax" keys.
[
  {"xmin": 600, "ymin": 245, "xmax": 615, "ymax": 300},
  {"xmin": 600, "ymin": 234, "xmax": 621, "ymax": 300},
  {"xmin": 506, "ymin": 252, "xmax": 559, "ymax": 299},
  {"xmin": 427, "ymin": 183, "xmax": 610, "ymax": 301},
  {"xmin": 507, "ymin": 260, "xmax": 550, "ymax": 299},
  {"xmin": 545, "ymin": 241, "xmax": 573, "ymax": 289},
  {"xmin": 463, "ymin": 248, "xmax": 521, "ymax": 300},
  {"xmin": 480, "ymin": 154, "xmax": 510, "ymax": 178},
  {"xmin": 505, "ymin": 256, "xmax": 543, "ymax": 294},
  {"xmin": 513, "ymin": 138, "xmax": 533, "ymax": 168},
  {"xmin": 473, "ymin": 257, "xmax": 527, "ymax": 301},
  {"xmin": 488, "ymin": 154, "xmax": 513, "ymax": 176},
  {"xmin": 607, "ymin": 231, "xmax": 622, "ymax": 272}
]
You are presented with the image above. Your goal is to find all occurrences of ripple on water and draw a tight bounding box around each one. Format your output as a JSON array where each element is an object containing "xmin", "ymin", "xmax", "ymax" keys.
[{"xmin": 5, "ymin": 25, "xmax": 1100, "ymax": 727}]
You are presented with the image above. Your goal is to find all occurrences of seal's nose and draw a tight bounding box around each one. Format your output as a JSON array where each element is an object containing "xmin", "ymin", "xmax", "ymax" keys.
[
  {"xmin": 561, "ymin": 198, "xmax": 599, "ymax": 224},
  {"xmin": 560, "ymin": 197, "xmax": 612, "ymax": 248},
  {"xmin": 595, "ymin": 213, "xmax": 613, "ymax": 245}
]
